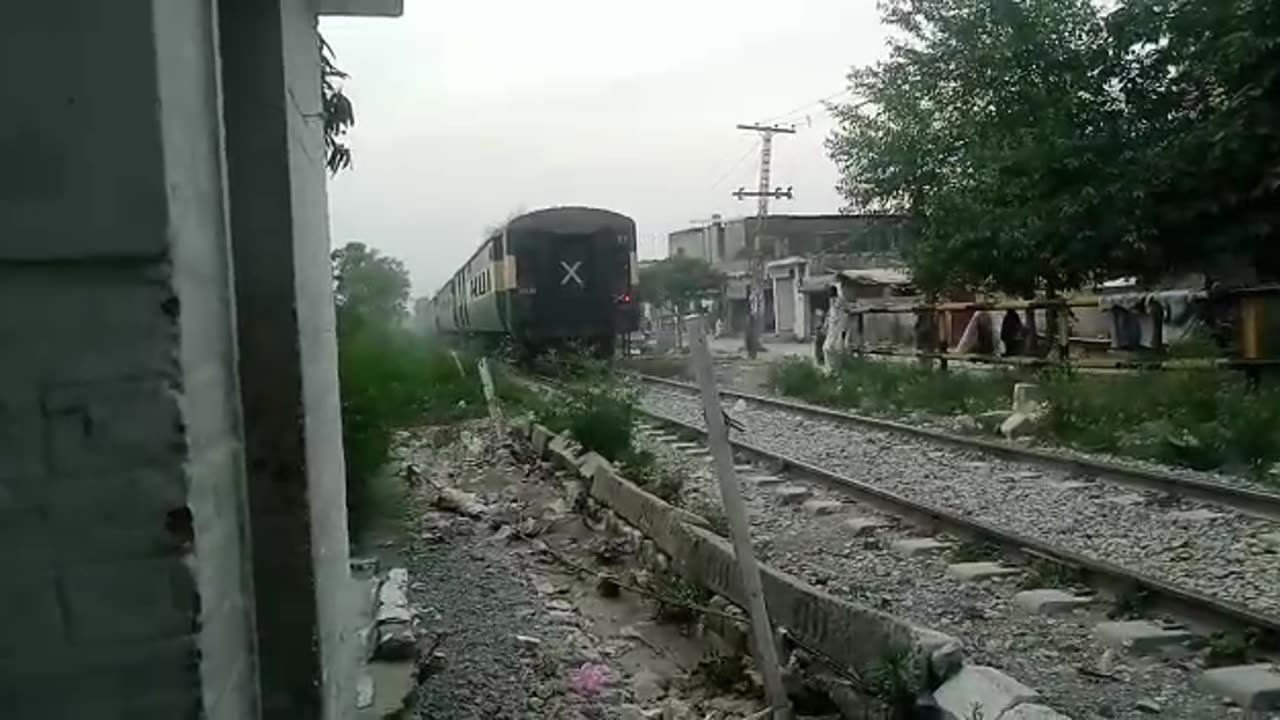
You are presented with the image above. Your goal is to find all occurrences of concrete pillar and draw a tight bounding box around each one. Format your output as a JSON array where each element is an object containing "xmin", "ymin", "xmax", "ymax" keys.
[
  {"xmin": 218, "ymin": 0, "xmax": 357, "ymax": 717},
  {"xmin": 2, "ymin": 3, "xmax": 257, "ymax": 719}
]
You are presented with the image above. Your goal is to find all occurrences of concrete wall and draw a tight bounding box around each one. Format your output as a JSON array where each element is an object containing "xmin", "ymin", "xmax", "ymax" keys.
[
  {"xmin": 1, "ymin": 2, "xmax": 257, "ymax": 717},
  {"xmin": 220, "ymin": 0, "xmax": 356, "ymax": 716}
]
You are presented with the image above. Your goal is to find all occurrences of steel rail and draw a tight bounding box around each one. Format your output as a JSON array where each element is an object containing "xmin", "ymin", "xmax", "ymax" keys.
[
  {"xmin": 635, "ymin": 373, "xmax": 1280, "ymax": 523},
  {"xmin": 636, "ymin": 403, "xmax": 1280, "ymax": 644}
]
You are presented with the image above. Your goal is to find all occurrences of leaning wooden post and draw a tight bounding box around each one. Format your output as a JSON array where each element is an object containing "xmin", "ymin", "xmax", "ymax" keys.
[{"xmin": 686, "ymin": 315, "xmax": 792, "ymax": 720}]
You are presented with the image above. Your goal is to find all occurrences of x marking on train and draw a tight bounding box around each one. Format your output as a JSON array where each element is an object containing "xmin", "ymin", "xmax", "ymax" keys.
[{"xmin": 560, "ymin": 260, "xmax": 584, "ymax": 287}]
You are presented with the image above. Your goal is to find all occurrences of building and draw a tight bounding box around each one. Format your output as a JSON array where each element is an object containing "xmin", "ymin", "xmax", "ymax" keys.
[
  {"xmin": 667, "ymin": 214, "xmax": 915, "ymax": 339},
  {"xmin": 3, "ymin": 2, "xmax": 403, "ymax": 718}
]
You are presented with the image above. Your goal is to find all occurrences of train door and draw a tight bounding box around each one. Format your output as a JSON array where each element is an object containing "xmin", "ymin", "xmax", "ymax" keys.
[{"xmin": 521, "ymin": 231, "xmax": 609, "ymax": 338}]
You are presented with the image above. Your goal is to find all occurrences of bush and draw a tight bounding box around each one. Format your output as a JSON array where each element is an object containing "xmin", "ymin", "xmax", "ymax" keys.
[
  {"xmin": 528, "ymin": 363, "xmax": 640, "ymax": 462},
  {"xmin": 339, "ymin": 327, "xmax": 485, "ymax": 535},
  {"xmin": 768, "ymin": 355, "xmax": 1280, "ymax": 481}
]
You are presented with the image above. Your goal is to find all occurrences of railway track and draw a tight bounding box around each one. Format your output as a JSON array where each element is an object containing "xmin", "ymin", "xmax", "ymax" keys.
[
  {"xmin": 522, "ymin": 371, "xmax": 1280, "ymax": 714},
  {"xmin": 636, "ymin": 373, "xmax": 1280, "ymax": 523}
]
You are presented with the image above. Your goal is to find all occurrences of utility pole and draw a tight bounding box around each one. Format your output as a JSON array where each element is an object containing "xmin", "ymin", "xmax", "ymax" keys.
[{"xmin": 733, "ymin": 123, "xmax": 795, "ymax": 358}]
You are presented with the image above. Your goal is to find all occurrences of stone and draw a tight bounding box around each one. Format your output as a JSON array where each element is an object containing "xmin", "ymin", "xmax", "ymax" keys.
[
  {"xmin": 844, "ymin": 516, "xmax": 893, "ymax": 535},
  {"xmin": 1094, "ymin": 620, "xmax": 1192, "ymax": 654},
  {"xmin": 1135, "ymin": 698, "xmax": 1162, "ymax": 714},
  {"xmin": 746, "ymin": 474, "xmax": 785, "ymax": 486},
  {"xmin": 375, "ymin": 568, "xmax": 412, "ymax": 623},
  {"xmin": 891, "ymin": 537, "xmax": 953, "ymax": 556},
  {"xmin": 662, "ymin": 698, "xmax": 694, "ymax": 720},
  {"xmin": 1013, "ymin": 589, "xmax": 1094, "ymax": 615},
  {"xmin": 1012, "ymin": 382, "xmax": 1042, "ymax": 414},
  {"xmin": 1003, "ymin": 703, "xmax": 1073, "ymax": 720},
  {"xmin": 373, "ymin": 621, "xmax": 416, "ymax": 660},
  {"xmin": 1259, "ymin": 533, "xmax": 1280, "ymax": 550},
  {"xmin": 1196, "ymin": 663, "xmax": 1280, "ymax": 710},
  {"xmin": 356, "ymin": 672, "xmax": 374, "ymax": 709},
  {"xmin": 515, "ymin": 634, "xmax": 543, "ymax": 650},
  {"xmin": 934, "ymin": 665, "xmax": 1039, "ymax": 720},
  {"xmin": 365, "ymin": 660, "xmax": 416, "ymax": 718},
  {"xmin": 1169, "ymin": 508, "xmax": 1227, "ymax": 522},
  {"xmin": 973, "ymin": 410, "xmax": 1013, "ymax": 432},
  {"xmin": 632, "ymin": 669, "xmax": 665, "ymax": 703},
  {"xmin": 774, "ymin": 485, "xmax": 813, "ymax": 504},
  {"xmin": 546, "ymin": 599, "xmax": 573, "ymax": 612},
  {"xmin": 1001, "ymin": 411, "xmax": 1042, "ymax": 438},
  {"xmin": 946, "ymin": 561, "xmax": 1021, "ymax": 582},
  {"xmin": 618, "ymin": 705, "xmax": 646, "ymax": 720},
  {"xmin": 1105, "ymin": 493, "xmax": 1147, "ymax": 506},
  {"xmin": 802, "ymin": 499, "xmax": 844, "ymax": 517}
]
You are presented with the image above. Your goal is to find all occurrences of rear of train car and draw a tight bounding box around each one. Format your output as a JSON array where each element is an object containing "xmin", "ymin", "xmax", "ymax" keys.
[{"xmin": 419, "ymin": 206, "xmax": 640, "ymax": 355}]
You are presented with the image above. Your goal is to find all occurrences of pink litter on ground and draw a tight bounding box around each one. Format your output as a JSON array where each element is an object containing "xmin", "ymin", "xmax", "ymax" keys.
[{"xmin": 567, "ymin": 662, "xmax": 614, "ymax": 697}]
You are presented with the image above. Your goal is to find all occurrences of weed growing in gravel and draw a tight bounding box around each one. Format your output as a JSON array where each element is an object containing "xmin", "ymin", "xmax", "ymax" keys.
[
  {"xmin": 688, "ymin": 499, "xmax": 731, "ymax": 537},
  {"xmin": 1016, "ymin": 559, "xmax": 1087, "ymax": 591},
  {"xmin": 1204, "ymin": 629, "xmax": 1263, "ymax": 668},
  {"xmin": 769, "ymin": 355, "xmax": 1280, "ymax": 481},
  {"xmin": 651, "ymin": 567, "xmax": 714, "ymax": 626},
  {"xmin": 696, "ymin": 650, "xmax": 749, "ymax": 692},
  {"xmin": 617, "ymin": 448, "xmax": 686, "ymax": 506},
  {"xmin": 1108, "ymin": 586, "xmax": 1154, "ymax": 619},
  {"xmin": 946, "ymin": 540, "xmax": 999, "ymax": 563},
  {"xmin": 865, "ymin": 642, "xmax": 922, "ymax": 719}
]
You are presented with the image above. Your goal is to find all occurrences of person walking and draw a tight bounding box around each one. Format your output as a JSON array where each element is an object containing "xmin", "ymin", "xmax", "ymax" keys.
[
  {"xmin": 813, "ymin": 307, "xmax": 828, "ymax": 366},
  {"xmin": 823, "ymin": 284, "xmax": 847, "ymax": 363}
]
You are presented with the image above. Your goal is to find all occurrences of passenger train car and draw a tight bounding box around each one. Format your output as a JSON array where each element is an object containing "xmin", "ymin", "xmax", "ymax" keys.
[{"xmin": 417, "ymin": 206, "xmax": 640, "ymax": 356}]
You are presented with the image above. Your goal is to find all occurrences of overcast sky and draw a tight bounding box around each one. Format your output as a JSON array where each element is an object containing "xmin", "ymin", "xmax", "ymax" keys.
[{"xmin": 321, "ymin": 1, "xmax": 888, "ymax": 297}]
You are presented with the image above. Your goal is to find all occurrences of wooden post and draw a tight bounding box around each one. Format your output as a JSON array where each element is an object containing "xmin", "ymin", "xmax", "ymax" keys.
[{"xmin": 686, "ymin": 316, "xmax": 792, "ymax": 720}]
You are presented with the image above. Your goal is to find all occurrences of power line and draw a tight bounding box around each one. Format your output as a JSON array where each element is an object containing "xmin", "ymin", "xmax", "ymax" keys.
[
  {"xmin": 757, "ymin": 88, "xmax": 855, "ymax": 126},
  {"xmin": 708, "ymin": 139, "xmax": 761, "ymax": 191}
]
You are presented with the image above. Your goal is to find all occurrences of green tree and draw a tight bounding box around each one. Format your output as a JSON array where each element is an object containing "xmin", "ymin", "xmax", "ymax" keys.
[
  {"xmin": 637, "ymin": 256, "xmax": 725, "ymax": 313},
  {"xmin": 828, "ymin": 0, "xmax": 1130, "ymax": 296},
  {"xmin": 332, "ymin": 242, "xmax": 411, "ymax": 334},
  {"xmin": 320, "ymin": 34, "xmax": 355, "ymax": 175},
  {"xmin": 1106, "ymin": 0, "xmax": 1280, "ymax": 283}
]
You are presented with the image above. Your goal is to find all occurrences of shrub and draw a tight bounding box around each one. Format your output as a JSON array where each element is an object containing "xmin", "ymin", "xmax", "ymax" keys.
[{"xmin": 339, "ymin": 328, "xmax": 485, "ymax": 535}]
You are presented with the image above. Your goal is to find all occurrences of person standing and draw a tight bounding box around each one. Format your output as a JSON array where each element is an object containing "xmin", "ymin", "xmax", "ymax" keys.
[
  {"xmin": 823, "ymin": 284, "xmax": 847, "ymax": 362},
  {"xmin": 813, "ymin": 307, "xmax": 828, "ymax": 365}
]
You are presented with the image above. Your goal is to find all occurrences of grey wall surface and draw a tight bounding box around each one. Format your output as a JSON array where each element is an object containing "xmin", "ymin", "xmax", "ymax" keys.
[
  {"xmin": 1, "ymin": 2, "xmax": 258, "ymax": 718},
  {"xmin": 220, "ymin": 0, "xmax": 356, "ymax": 716}
]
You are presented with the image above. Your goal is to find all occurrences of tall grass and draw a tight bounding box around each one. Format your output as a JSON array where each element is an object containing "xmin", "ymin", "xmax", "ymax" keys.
[
  {"xmin": 338, "ymin": 327, "xmax": 485, "ymax": 535},
  {"xmin": 768, "ymin": 356, "xmax": 1280, "ymax": 481}
]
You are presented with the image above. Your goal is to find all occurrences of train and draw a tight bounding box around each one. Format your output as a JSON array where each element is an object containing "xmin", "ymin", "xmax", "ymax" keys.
[{"xmin": 416, "ymin": 206, "xmax": 641, "ymax": 357}]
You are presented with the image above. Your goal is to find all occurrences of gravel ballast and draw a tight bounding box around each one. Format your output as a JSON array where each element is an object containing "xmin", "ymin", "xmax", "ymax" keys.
[
  {"xmin": 640, "ymin": 383, "xmax": 1280, "ymax": 618},
  {"xmin": 636, "ymin": 431, "xmax": 1254, "ymax": 719}
]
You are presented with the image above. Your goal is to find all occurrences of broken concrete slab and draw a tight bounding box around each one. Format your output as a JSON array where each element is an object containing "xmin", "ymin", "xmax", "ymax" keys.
[
  {"xmin": 801, "ymin": 499, "xmax": 844, "ymax": 517},
  {"xmin": 774, "ymin": 485, "xmax": 813, "ymax": 504},
  {"xmin": 373, "ymin": 621, "xmax": 415, "ymax": 660},
  {"xmin": 945, "ymin": 562, "xmax": 1022, "ymax": 582},
  {"xmin": 375, "ymin": 568, "xmax": 411, "ymax": 623},
  {"xmin": 531, "ymin": 423, "xmax": 555, "ymax": 454},
  {"xmin": 891, "ymin": 537, "xmax": 953, "ymax": 557},
  {"xmin": 843, "ymin": 516, "xmax": 893, "ymax": 535},
  {"xmin": 1196, "ymin": 663, "xmax": 1280, "ymax": 711},
  {"xmin": 1012, "ymin": 589, "xmax": 1094, "ymax": 616},
  {"xmin": 1094, "ymin": 620, "xmax": 1192, "ymax": 654},
  {"xmin": 362, "ymin": 660, "xmax": 416, "ymax": 719},
  {"xmin": 934, "ymin": 665, "xmax": 1039, "ymax": 720}
]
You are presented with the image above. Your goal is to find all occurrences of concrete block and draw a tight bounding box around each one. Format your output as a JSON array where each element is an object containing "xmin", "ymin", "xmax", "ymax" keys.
[
  {"xmin": 1002, "ymin": 703, "xmax": 1073, "ymax": 720},
  {"xmin": 1012, "ymin": 382, "xmax": 1042, "ymax": 414},
  {"xmin": 843, "ymin": 516, "xmax": 893, "ymax": 535},
  {"xmin": 935, "ymin": 665, "xmax": 1039, "ymax": 720},
  {"xmin": 576, "ymin": 451, "xmax": 613, "ymax": 480},
  {"xmin": 945, "ymin": 562, "xmax": 1022, "ymax": 582},
  {"xmin": 44, "ymin": 378, "xmax": 183, "ymax": 474},
  {"xmin": 588, "ymin": 457, "xmax": 963, "ymax": 684},
  {"xmin": 1000, "ymin": 411, "xmax": 1041, "ymax": 438},
  {"xmin": 63, "ymin": 558, "xmax": 195, "ymax": 643},
  {"xmin": 531, "ymin": 424, "xmax": 554, "ymax": 454},
  {"xmin": 892, "ymin": 537, "xmax": 953, "ymax": 556},
  {"xmin": 1094, "ymin": 620, "xmax": 1191, "ymax": 654},
  {"xmin": 1012, "ymin": 589, "xmax": 1093, "ymax": 616},
  {"xmin": 1168, "ymin": 508, "xmax": 1227, "ymax": 522},
  {"xmin": 1195, "ymin": 663, "xmax": 1280, "ymax": 711},
  {"xmin": 511, "ymin": 416, "xmax": 533, "ymax": 438},
  {"xmin": 656, "ymin": 434, "xmax": 682, "ymax": 443},
  {"xmin": 745, "ymin": 474, "xmax": 785, "ymax": 486},
  {"xmin": 548, "ymin": 436, "xmax": 581, "ymax": 473},
  {"xmin": 774, "ymin": 485, "xmax": 813, "ymax": 504},
  {"xmin": 801, "ymin": 499, "xmax": 844, "ymax": 517}
]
